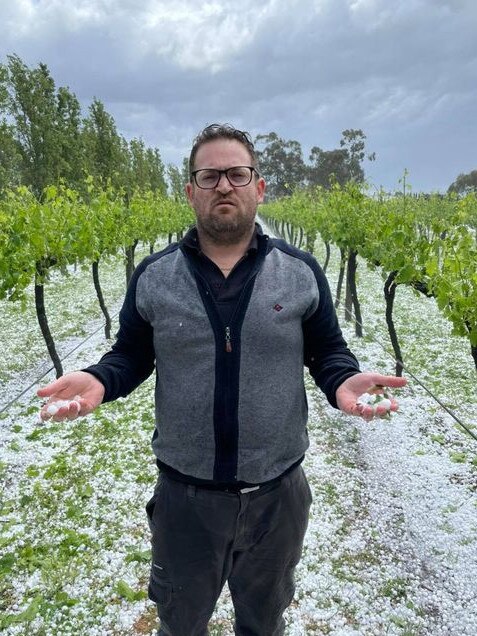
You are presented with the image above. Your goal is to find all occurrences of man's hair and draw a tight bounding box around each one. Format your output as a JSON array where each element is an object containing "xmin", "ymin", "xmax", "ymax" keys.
[{"xmin": 189, "ymin": 123, "xmax": 258, "ymax": 175}]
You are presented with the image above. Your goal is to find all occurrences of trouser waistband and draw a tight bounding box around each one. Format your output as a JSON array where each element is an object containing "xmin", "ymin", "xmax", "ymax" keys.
[{"xmin": 160, "ymin": 467, "xmax": 294, "ymax": 495}]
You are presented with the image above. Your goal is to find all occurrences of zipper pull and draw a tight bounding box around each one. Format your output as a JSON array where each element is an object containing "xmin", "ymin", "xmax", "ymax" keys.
[{"xmin": 225, "ymin": 326, "xmax": 232, "ymax": 352}]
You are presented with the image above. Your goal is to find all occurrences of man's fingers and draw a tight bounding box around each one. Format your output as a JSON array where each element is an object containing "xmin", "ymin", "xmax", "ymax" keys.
[
  {"xmin": 354, "ymin": 394, "xmax": 398, "ymax": 420},
  {"xmin": 390, "ymin": 399, "xmax": 399, "ymax": 412},
  {"xmin": 37, "ymin": 373, "xmax": 103, "ymax": 422},
  {"xmin": 373, "ymin": 403, "xmax": 391, "ymax": 417},
  {"xmin": 37, "ymin": 380, "xmax": 68, "ymax": 398},
  {"xmin": 370, "ymin": 375, "xmax": 407, "ymax": 389},
  {"xmin": 57, "ymin": 400, "xmax": 81, "ymax": 422},
  {"xmin": 361, "ymin": 405, "xmax": 376, "ymax": 421},
  {"xmin": 348, "ymin": 401, "xmax": 375, "ymax": 420}
]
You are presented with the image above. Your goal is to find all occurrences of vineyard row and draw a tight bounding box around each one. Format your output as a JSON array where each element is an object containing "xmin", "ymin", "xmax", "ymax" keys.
[
  {"xmin": 260, "ymin": 184, "xmax": 477, "ymax": 371},
  {"xmin": 1, "ymin": 182, "xmax": 476, "ymax": 379},
  {"xmin": 0, "ymin": 184, "xmax": 194, "ymax": 377}
]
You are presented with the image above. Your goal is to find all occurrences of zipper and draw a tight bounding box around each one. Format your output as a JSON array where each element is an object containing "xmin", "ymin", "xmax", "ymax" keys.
[
  {"xmin": 192, "ymin": 244, "xmax": 266, "ymax": 355},
  {"xmin": 225, "ymin": 326, "xmax": 232, "ymax": 352},
  {"xmin": 224, "ymin": 276, "xmax": 254, "ymax": 353},
  {"xmin": 223, "ymin": 255, "xmax": 265, "ymax": 353}
]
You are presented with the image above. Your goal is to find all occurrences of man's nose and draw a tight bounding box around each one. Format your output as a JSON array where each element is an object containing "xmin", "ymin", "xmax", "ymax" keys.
[{"xmin": 216, "ymin": 173, "xmax": 233, "ymax": 193}]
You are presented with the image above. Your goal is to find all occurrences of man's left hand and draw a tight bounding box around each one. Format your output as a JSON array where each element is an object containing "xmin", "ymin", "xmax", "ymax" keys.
[{"xmin": 336, "ymin": 373, "xmax": 407, "ymax": 421}]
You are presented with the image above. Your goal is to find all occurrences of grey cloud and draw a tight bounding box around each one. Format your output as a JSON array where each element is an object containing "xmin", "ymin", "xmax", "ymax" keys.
[{"xmin": 1, "ymin": 0, "xmax": 476, "ymax": 190}]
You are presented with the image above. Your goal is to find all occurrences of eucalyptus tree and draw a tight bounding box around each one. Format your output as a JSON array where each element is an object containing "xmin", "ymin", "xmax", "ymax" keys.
[
  {"xmin": 339, "ymin": 128, "xmax": 376, "ymax": 182},
  {"xmin": 448, "ymin": 170, "xmax": 477, "ymax": 195},
  {"xmin": 254, "ymin": 132, "xmax": 306, "ymax": 200},
  {"xmin": 309, "ymin": 129, "xmax": 375, "ymax": 189},
  {"xmin": 308, "ymin": 147, "xmax": 351, "ymax": 188}
]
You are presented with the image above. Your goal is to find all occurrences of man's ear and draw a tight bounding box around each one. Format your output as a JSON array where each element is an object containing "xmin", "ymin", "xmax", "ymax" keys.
[
  {"xmin": 256, "ymin": 177, "xmax": 266, "ymax": 203},
  {"xmin": 185, "ymin": 182, "xmax": 193, "ymax": 205}
]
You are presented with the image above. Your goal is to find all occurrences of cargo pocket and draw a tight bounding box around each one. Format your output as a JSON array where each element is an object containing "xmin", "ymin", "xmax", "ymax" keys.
[
  {"xmin": 146, "ymin": 476, "xmax": 164, "ymax": 532},
  {"xmin": 145, "ymin": 494, "xmax": 158, "ymax": 532},
  {"xmin": 148, "ymin": 570, "xmax": 172, "ymax": 607}
]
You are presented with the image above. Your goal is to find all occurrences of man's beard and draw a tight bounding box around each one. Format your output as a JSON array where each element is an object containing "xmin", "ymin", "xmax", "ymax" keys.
[{"xmin": 197, "ymin": 211, "xmax": 255, "ymax": 246}]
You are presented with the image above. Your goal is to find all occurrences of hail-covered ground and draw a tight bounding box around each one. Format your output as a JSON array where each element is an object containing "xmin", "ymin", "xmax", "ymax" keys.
[{"xmin": 0, "ymin": 227, "xmax": 476, "ymax": 636}]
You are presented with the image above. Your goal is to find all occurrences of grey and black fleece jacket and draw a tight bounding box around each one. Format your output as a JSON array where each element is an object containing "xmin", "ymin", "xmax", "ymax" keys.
[{"xmin": 85, "ymin": 227, "xmax": 360, "ymax": 485}]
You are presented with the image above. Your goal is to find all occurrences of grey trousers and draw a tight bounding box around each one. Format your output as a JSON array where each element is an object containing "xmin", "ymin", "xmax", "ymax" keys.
[{"xmin": 146, "ymin": 465, "xmax": 312, "ymax": 636}]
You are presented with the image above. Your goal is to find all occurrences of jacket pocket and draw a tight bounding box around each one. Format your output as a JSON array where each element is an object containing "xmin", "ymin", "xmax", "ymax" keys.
[{"xmin": 148, "ymin": 569, "xmax": 172, "ymax": 606}]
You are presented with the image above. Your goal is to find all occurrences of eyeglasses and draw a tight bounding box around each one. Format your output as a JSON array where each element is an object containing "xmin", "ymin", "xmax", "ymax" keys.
[{"xmin": 191, "ymin": 166, "xmax": 257, "ymax": 189}]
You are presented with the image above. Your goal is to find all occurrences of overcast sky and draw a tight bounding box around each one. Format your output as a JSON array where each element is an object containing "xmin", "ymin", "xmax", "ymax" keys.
[{"xmin": 1, "ymin": 0, "xmax": 476, "ymax": 192}]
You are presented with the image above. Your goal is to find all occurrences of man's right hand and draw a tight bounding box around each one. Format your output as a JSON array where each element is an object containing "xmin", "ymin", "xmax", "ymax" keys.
[{"xmin": 37, "ymin": 371, "xmax": 105, "ymax": 422}]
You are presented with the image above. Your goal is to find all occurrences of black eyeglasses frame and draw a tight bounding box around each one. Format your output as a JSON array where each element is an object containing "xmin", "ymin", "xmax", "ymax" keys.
[{"xmin": 191, "ymin": 166, "xmax": 258, "ymax": 189}]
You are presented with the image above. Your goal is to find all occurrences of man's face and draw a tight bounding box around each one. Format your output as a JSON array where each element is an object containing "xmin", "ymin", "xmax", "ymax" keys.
[{"xmin": 185, "ymin": 139, "xmax": 266, "ymax": 245}]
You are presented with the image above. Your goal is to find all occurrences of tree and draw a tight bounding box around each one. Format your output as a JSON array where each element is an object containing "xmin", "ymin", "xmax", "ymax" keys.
[
  {"xmin": 448, "ymin": 170, "xmax": 477, "ymax": 195},
  {"xmin": 167, "ymin": 157, "xmax": 189, "ymax": 201},
  {"xmin": 56, "ymin": 86, "xmax": 84, "ymax": 190},
  {"xmin": 127, "ymin": 138, "xmax": 167, "ymax": 194},
  {"xmin": 145, "ymin": 147, "xmax": 167, "ymax": 194},
  {"xmin": 309, "ymin": 129, "xmax": 375, "ymax": 189},
  {"xmin": 0, "ymin": 122, "xmax": 21, "ymax": 189},
  {"xmin": 0, "ymin": 54, "xmax": 83, "ymax": 197},
  {"xmin": 254, "ymin": 132, "xmax": 306, "ymax": 200},
  {"xmin": 339, "ymin": 129, "xmax": 375, "ymax": 182},
  {"xmin": 82, "ymin": 98, "xmax": 128, "ymax": 190},
  {"xmin": 308, "ymin": 147, "xmax": 350, "ymax": 188}
]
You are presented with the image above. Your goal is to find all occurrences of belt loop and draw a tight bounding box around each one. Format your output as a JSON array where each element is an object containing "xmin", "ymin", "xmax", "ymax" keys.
[{"xmin": 187, "ymin": 484, "xmax": 197, "ymax": 497}]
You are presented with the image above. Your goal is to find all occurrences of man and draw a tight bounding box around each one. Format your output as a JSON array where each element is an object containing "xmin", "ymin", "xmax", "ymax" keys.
[{"xmin": 38, "ymin": 124, "xmax": 407, "ymax": 636}]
